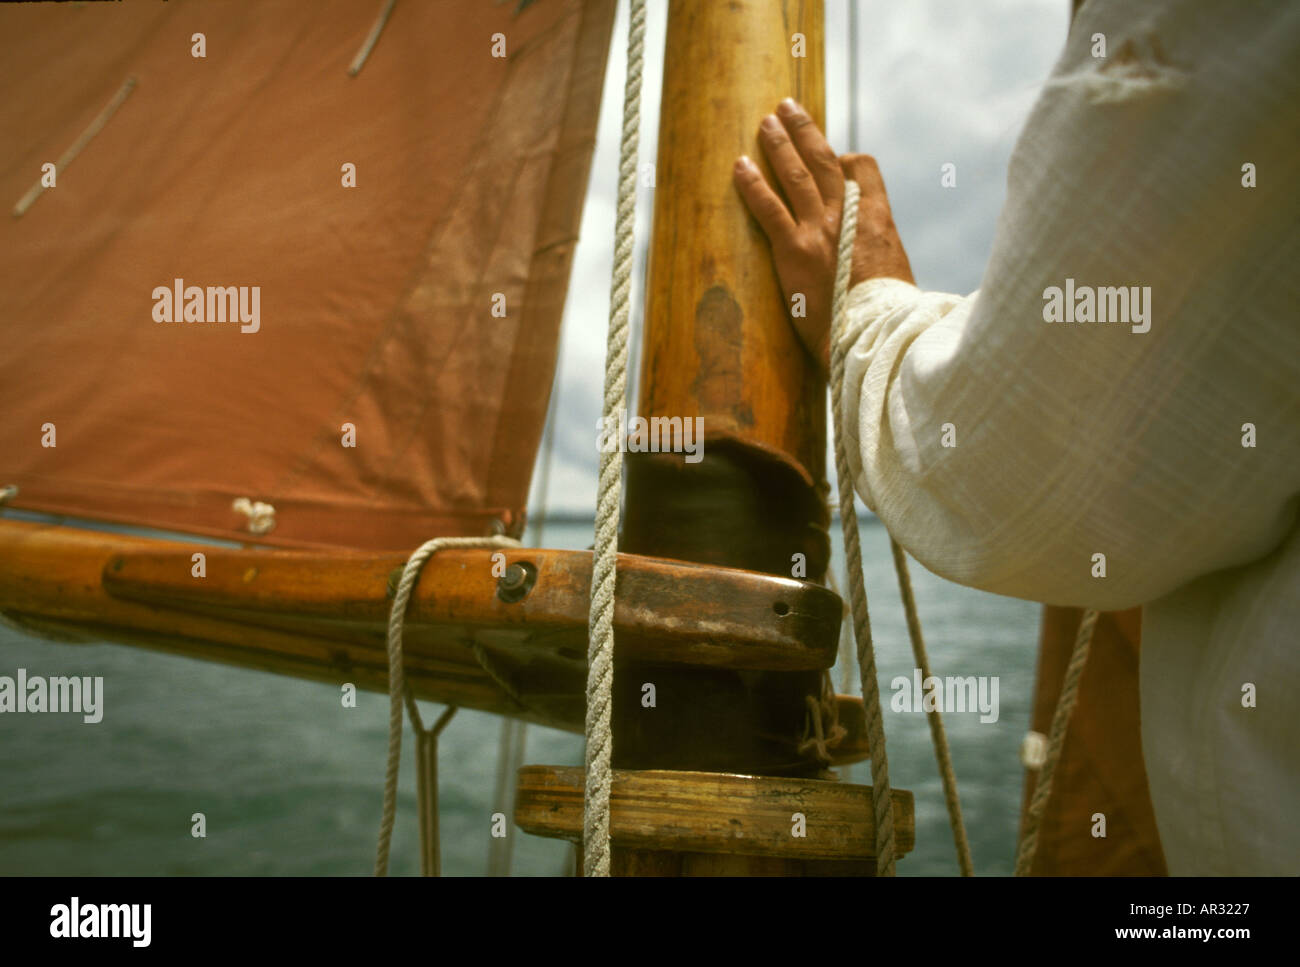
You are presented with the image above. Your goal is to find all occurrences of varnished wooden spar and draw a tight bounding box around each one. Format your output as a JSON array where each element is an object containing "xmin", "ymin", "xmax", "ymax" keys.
[
  {"xmin": 0, "ymin": 520, "xmax": 559, "ymax": 723},
  {"xmin": 623, "ymin": 0, "xmax": 831, "ymax": 580},
  {"xmin": 0, "ymin": 518, "xmax": 872, "ymax": 765},
  {"xmin": 638, "ymin": 0, "xmax": 826, "ymax": 477},
  {"xmin": 618, "ymin": 0, "xmax": 833, "ymax": 783},
  {"xmin": 618, "ymin": 0, "xmax": 835, "ymax": 778},
  {"xmin": 100, "ymin": 540, "xmax": 839, "ymax": 672}
]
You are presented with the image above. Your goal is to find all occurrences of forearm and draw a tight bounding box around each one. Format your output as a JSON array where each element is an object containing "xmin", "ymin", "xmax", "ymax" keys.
[
  {"xmin": 837, "ymin": 271, "xmax": 1297, "ymax": 611},
  {"xmin": 835, "ymin": 0, "xmax": 1300, "ymax": 608}
]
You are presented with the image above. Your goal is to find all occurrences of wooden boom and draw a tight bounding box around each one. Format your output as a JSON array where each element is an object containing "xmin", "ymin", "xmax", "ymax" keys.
[{"xmin": 0, "ymin": 517, "xmax": 874, "ymax": 767}]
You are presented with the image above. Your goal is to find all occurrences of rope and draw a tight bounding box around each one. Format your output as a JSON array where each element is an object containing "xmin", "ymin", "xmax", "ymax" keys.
[
  {"xmin": 375, "ymin": 534, "xmax": 519, "ymax": 876},
  {"xmin": 889, "ymin": 538, "xmax": 974, "ymax": 876},
  {"xmin": 828, "ymin": 178, "xmax": 896, "ymax": 875},
  {"xmin": 832, "ymin": 180, "xmax": 981, "ymax": 877},
  {"xmin": 1015, "ymin": 607, "xmax": 1099, "ymax": 876},
  {"xmin": 826, "ymin": 567, "xmax": 855, "ymax": 694},
  {"xmin": 798, "ymin": 672, "xmax": 848, "ymax": 770},
  {"xmin": 584, "ymin": 0, "xmax": 646, "ymax": 879},
  {"xmin": 473, "ymin": 642, "xmax": 528, "ymax": 712}
]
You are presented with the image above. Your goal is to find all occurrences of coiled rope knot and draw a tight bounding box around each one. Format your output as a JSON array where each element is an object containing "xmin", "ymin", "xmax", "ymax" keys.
[
  {"xmin": 231, "ymin": 497, "xmax": 276, "ymax": 535},
  {"xmin": 797, "ymin": 673, "xmax": 847, "ymax": 769}
]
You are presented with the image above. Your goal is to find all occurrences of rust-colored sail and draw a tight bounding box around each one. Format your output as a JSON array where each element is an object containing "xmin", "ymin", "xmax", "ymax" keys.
[
  {"xmin": 1019, "ymin": 607, "xmax": 1168, "ymax": 875},
  {"xmin": 0, "ymin": 0, "xmax": 614, "ymax": 549}
]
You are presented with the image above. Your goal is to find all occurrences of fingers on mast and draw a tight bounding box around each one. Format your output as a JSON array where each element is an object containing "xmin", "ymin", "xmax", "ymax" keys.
[
  {"xmin": 733, "ymin": 155, "xmax": 797, "ymax": 244},
  {"xmin": 777, "ymin": 98, "xmax": 844, "ymax": 213}
]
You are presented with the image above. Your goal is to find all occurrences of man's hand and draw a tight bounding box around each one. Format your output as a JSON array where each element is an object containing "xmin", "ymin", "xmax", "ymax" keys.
[{"xmin": 732, "ymin": 98, "xmax": 914, "ymax": 376}]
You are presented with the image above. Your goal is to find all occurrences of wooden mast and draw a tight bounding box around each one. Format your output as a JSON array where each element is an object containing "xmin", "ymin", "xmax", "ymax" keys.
[
  {"xmin": 516, "ymin": 0, "xmax": 914, "ymax": 876},
  {"xmin": 616, "ymin": 0, "xmax": 834, "ymax": 876},
  {"xmin": 623, "ymin": 0, "xmax": 829, "ymax": 580},
  {"xmin": 637, "ymin": 0, "xmax": 827, "ymax": 480}
]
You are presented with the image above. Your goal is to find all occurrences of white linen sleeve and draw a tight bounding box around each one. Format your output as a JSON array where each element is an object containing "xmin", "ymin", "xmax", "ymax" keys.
[{"xmin": 836, "ymin": 0, "xmax": 1300, "ymax": 610}]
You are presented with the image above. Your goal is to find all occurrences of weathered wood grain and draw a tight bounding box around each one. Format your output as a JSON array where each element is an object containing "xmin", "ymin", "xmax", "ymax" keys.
[
  {"xmin": 99, "ymin": 539, "xmax": 841, "ymax": 672},
  {"xmin": 516, "ymin": 766, "xmax": 915, "ymax": 862},
  {"xmin": 0, "ymin": 519, "xmax": 871, "ymax": 765}
]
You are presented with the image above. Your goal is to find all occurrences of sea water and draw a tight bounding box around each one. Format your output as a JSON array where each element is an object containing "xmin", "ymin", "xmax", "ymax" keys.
[{"xmin": 0, "ymin": 517, "xmax": 1039, "ymax": 876}]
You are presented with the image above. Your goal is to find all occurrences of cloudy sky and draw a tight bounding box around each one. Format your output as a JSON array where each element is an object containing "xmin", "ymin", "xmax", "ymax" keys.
[{"xmin": 530, "ymin": 0, "xmax": 1071, "ymax": 518}]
